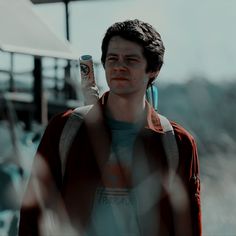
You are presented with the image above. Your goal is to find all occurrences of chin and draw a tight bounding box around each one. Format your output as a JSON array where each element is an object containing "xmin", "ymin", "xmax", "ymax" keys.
[{"xmin": 110, "ymin": 87, "xmax": 135, "ymax": 95}]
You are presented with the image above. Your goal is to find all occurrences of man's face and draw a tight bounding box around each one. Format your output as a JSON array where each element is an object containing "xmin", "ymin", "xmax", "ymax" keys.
[{"xmin": 104, "ymin": 36, "xmax": 155, "ymax": 96}]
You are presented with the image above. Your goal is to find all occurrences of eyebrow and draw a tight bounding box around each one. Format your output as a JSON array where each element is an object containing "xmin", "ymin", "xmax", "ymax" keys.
[
  {"xmin": 106, "ymin": 53, "xmax": 142, "ymax": 58},
  {"xmin": 106, "ymin": 53, "xmax": 118, "ymax": 57},
  {"xmin": 126, "ymin": 54, "xmax": 142, "ymax": 58}
]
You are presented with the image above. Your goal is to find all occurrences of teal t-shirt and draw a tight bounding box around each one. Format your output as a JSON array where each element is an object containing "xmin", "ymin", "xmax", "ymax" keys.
[{"xmin": 85, "ymin": 116, "xmax": 143, "ymax": 236}]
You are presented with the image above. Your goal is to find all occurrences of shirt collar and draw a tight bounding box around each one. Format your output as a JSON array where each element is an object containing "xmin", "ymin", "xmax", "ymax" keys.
[
  {"xmin": 144, "ymin": 101, "xmax": 164, "ymax": 133},
  {"xmin": 100, "ymin": 92, "xmax": 164, "ymax": 134}
]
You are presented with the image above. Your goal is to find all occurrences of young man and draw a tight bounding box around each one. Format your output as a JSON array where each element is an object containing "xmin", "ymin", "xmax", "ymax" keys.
[{"xmin": 19, "ymin": 19, "xmax": 201, "ymax": 236}]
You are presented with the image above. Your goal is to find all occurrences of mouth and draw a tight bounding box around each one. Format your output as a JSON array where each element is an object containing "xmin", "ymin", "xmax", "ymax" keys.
[{"xmin": 111, "ymin": 77, "xmax": 129, "ymax": 81}]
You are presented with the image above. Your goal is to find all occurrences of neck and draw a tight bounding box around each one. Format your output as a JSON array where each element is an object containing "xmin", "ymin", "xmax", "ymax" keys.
[{"xmin": 106, "ymin": 92, "xmax": 146, "ymax": 123}]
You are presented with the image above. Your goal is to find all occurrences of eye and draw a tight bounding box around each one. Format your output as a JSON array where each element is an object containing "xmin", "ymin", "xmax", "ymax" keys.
[
  {"xmin": 126, "ymin": 57, "xmax": 139, "ymax": 64},
  {"xmin": 128, "ymin": 58, "xmax": 138, "ymax": 62},
  {"xmin": 106, "ymin": 56, "xmax": 117, "ymax": 62}
]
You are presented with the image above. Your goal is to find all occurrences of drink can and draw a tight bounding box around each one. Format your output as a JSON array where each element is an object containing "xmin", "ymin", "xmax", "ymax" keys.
[
  {"xmin": 79, "ymin": 55, "xmax": 99, "ymax": 104},
  {"xmin": 79, "ymin": 55, "xmax": 95, "ymax": 86}
]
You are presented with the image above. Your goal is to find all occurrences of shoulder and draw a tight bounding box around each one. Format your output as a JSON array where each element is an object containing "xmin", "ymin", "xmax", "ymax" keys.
[
  {"xmin": 35, "ymin": 109, "xmax": 74, "ymax": 169},
  {"xmin": 49, "ymin": 109, "xmax": 73, "ymax": 126},
  {"xmin": 170, "ymin": 120, "xmax": 199, "ymax": 175},
  {"xmin": 39, "ymin": 109, "xmax": 74, "ymax": 147},
  {"xmin": 170, "ymin": 121, "xmax": 197, "ymax": 148},
  {"xmin": 170, "ymin": 120, "xmax": 198, "ymax": 167},
  {"xmin": 46, "ymin": 109, "xmax": 73, "ymax": 132}
]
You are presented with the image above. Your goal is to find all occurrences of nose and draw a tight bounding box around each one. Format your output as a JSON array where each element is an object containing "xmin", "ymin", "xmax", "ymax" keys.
[{"xmin": 112, "ymin": 59, "xmax": 127, "ymax": 71}]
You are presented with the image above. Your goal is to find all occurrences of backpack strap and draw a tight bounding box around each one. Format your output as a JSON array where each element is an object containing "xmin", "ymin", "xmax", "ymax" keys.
[
  {"xmin": 59, "ymin": 105, "xmax": 93, "ymax": 177},
  {"xmin": 158, "ymin": 114, "xmax": 179, "ymax": 187},
  {"xmin": 59, "ymin": 107, "xmax": 179, "ymax": 182}
]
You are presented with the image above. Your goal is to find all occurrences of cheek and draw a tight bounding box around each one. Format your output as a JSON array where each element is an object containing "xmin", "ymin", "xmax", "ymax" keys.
[
  {"xmin": 143, "ymin": 76, "xmax": 149, "ymax": 84},
  {"xmin": 142, "ymin": 78, "xmax": 149, "ymax": 88},
  {"xmin": 105, "ymin": 68, "xmax": 110, "ymax": 80},
  {"xmin": 136, "ymin": 75, "xmax": 149, "ymax": 86},
  {"xmin": 139, "ymin": 76, "xmax": 150, "ymax": 89}
]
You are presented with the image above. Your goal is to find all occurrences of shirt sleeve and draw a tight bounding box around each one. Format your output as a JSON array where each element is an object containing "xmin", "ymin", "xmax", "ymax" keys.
[
  {"xmin": 18, "ymin": 110, "xmax": 71, "ymax": 236},
  {"xmin": 172, "ymin": 121, "xmax": 202, "ymax": 236}
]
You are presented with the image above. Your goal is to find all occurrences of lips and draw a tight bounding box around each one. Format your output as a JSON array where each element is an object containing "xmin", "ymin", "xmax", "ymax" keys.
[{"xmin": 111, "ymin": 77, "xmax": 129, "ymax": 81}]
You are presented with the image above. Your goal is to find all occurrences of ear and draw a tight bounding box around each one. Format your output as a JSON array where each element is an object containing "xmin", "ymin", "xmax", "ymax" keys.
[{"xmin": 148, "ymin": 70, "xmax": 160, "ymax": 79}]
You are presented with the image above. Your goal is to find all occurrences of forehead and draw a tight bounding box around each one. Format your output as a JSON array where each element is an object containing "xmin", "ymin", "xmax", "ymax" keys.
[{"xmin": 107, "ymin": 36, "xmax": 144, "ymax": 56}]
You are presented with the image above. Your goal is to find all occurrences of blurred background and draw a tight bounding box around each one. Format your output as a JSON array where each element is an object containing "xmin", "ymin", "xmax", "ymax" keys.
[{"xmin": 0, "ymin": 0, "xmax": 236, "ymax": 235}]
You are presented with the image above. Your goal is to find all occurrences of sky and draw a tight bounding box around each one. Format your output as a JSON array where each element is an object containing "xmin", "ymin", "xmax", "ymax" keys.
[
  {"xmin": 1, "ymin": 0, "xmax": 236, "ymax": 86},
  {"xmin": 30, "ymin": 0, "xmax": 236, "ymax": 84}
]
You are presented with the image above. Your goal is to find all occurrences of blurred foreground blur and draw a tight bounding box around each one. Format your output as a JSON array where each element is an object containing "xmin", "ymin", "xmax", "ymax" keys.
[{"xmin": 0, "ymin": 78, "xmax": 236, "ymax": 235}]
